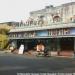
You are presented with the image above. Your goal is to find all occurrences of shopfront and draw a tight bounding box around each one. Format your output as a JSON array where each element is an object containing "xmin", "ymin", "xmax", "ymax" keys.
[{"xmin": 10, "ymin": 28, "xmax": 75, "ymax": 56}]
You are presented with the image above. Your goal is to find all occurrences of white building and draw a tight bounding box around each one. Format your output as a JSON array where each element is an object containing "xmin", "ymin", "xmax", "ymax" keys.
[{"xmin": 9, "ymin": 2, "xmax": 75, "ymax": 56}]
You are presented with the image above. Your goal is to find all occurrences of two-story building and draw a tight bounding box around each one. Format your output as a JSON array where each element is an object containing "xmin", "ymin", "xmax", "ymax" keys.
[{"xmin": 9, "ymin": 2, "xmax": 75, "ymax": 56}]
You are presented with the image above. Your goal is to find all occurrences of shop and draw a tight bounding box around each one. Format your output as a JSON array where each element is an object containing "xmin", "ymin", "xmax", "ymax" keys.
[{"xmin": 9, "ymin": 28, "xmax": 75, "ymax": 56}]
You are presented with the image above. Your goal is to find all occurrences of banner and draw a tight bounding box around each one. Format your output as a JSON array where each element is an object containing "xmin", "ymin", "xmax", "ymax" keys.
[{"xmin": 36, "ymin": 31, "xmax": 48, "ymax": 36}]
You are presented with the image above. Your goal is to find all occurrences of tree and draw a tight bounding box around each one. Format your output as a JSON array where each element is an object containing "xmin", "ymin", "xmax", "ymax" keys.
[{"xmin": 0, "ymin": 28, "xmax": 10, "ymax": 50}]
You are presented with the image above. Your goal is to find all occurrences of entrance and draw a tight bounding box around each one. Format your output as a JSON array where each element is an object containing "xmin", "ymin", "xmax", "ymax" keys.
[
  {"xmin": 60, "ymin": 38, "xmax": 74, "ymax": 56},
  {"xmin": 17, "ymin": 39, "xmax": 38, "ymax": 51},
  {"xmin": 60, "ymin": 38, "xmax": 74, "ymax": 51},
  {"xmin": 17, "ymin": 39, "xmax": 51, "ymax": 52},
  {"xmin": 27, "ymin": 39, "xmax": 37, "ymax": 50}
]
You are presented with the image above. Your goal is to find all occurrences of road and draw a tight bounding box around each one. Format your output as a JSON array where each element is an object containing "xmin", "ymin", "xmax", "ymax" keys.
[{"xmin": 0, "ymin": 53, "xmax": 75, "ymax": 75}]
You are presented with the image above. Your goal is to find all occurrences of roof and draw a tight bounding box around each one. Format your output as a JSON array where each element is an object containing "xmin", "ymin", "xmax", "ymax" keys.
[
  {"xmin": 62, "ymin": 2, "xmax": 75, "ymax": 7},
  {"xmin": 30, "ymin": 2, "xmax": 75, "ymax": 15}
]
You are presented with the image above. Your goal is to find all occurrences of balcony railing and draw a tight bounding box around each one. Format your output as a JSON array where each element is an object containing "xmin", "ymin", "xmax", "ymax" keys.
[{"xmin": 9, "ymin": 22, "xmax": 75, "ymax": 32}]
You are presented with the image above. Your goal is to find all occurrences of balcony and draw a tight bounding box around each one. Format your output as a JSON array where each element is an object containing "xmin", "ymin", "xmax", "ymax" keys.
[{"xmin": 9, "ymin": 22, "xmax": 75, "ymax": 33}]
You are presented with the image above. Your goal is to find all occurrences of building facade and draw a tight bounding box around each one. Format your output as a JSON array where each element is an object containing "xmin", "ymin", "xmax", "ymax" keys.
[{"xmin": 9, "ymin": 2, "xmax": 75, "ymax": 56}]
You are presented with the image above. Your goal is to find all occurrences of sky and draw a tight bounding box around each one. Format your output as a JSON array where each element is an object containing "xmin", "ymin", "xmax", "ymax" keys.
[{"xmin": 0, "ymin": 0, "xmax": 75, "ymax": 23}]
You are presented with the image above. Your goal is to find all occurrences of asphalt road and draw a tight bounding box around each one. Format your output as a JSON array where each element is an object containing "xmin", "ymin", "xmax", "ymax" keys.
[{"xmin": 0, "ymin": 53, "xmax": 75, "ymax": 75}]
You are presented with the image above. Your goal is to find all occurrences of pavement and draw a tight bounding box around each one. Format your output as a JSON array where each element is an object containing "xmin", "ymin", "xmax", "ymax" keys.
[
  {"xmin": 0, "ymin": 53, "xmax": 75, "ymax": 75},
  {"xmin": 0, "ymin": 50, "xmax": 74, "ymax": 59},
  {"xmin": 0, "ymin": 50, "xmax": 11, "ymax": 53}
]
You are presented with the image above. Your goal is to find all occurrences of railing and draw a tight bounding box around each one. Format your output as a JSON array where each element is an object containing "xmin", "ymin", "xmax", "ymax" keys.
[
  {"xmin": 9, "ymin": 22, "xmax": 75, "ymax": 32},
  {"xmin": 15, "ymin": 22, "xmax": 75, "ymax": 28}
]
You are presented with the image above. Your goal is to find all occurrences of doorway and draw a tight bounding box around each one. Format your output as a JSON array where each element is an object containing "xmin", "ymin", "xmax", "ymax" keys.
[{"xmin": 60, "ymin": 38, "xmax": 74, "ymax": 51}]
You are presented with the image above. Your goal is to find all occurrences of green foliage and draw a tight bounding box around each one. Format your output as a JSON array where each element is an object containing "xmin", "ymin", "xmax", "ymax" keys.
[
  {"xmin": 0, "ymin": 28, "xmax": 9, "ymax": 50},
  {"xmin": 0, "ymin": 28, "xmax": 9, "ymax": 35}
]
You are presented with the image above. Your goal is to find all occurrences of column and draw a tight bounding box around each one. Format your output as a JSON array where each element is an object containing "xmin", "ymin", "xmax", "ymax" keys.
[
  {"xmin": 24, "ymin": 41, "xmax": 28, "ymax": 51},
  {"xmin": 45, "ymin": 39, "xmax": 51, "ymax": 51},
  {"xmin": 57, "ymin": 38, "xmax": 60, "ymax": 56},
  {"xmin": 19, "ymin": 22, "xmax": 21, "ymax": 27},
  {"xmin": 74, "ymin": 38, "xmax": 75, "ymax": 56},
  {"xmin": 49, "ymin": 39, "xmax": 51, "ymax": 51}
]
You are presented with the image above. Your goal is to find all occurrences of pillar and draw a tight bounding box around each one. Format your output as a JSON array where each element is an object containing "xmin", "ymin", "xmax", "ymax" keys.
[
  {"xmin": 49, "ymin": 39, "xmax": 51, "ymax": 51},
  {"xmin": 24, "ymin": 40, "xmax": 28, "ymax": 51},
  {"xmin": 74, "ymin": 38, "xmax": 75, "ymax": 56},
  {"xmin": 57, "ymin": 38, "xmax": 60, "ymax": 55},
  {"xmin": 45, "ymin": 39, "xmax": 51, "ymax": 51}
]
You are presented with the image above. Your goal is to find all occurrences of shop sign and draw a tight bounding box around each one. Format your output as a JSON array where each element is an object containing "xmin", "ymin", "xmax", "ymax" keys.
[
  {"xmin": 36, "ymin": 30, "xmax": 48, "ymax": 36},
  {"xmin": 49, "ymin": 28, "xmax": 70, "ymax": 36}
]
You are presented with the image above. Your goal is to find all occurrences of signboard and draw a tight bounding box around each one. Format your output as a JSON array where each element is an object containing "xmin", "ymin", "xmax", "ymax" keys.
[
  {"xmin": 49, "ymin": 28, "xmax": 70, "ymax": 36},
  {"xmin": 36, "ymin": 30, "xmax": 48, "ymax": 36},
  {"xmin": 18, "ymin": 44, "xmax": 24, "ymax": 54}
]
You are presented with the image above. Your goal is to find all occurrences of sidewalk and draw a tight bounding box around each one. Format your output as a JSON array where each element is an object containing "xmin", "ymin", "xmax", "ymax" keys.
[
  {"xmin": 0, "ymin": 50, "xmax": 74, "ymax": 58},
  {"xmin": 0, "ymin": 50, "xmax": 11, "ymax": 54}
]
